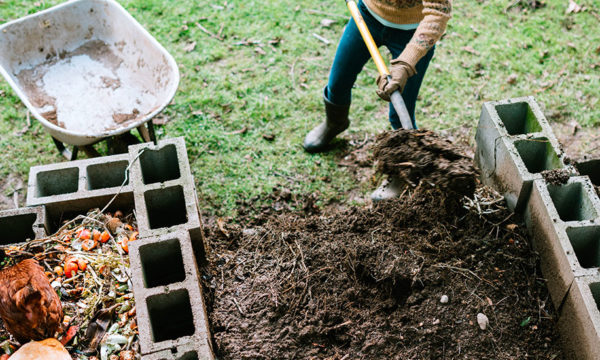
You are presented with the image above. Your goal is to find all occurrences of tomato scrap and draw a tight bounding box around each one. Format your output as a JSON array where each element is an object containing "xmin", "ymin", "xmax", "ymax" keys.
[
  {"xmin": 60, "ymin": 325, "xmax": 79, "ymax": 345},
  {"xmin": 77, "ymin": 228, "xmax": 91, "ymax": 240},
  {"xmin": 120, "ymin": 238, "xmax": 129, "ymax": 253},
  {"xmin": 82, "ymin": 238, "xmax": 97, "ymax": 251},
  {"xmin": 92, "ymin": 229, "xmax": 101, "ymax": 242},
  {"xmin": 77, "ymin": 259, "xmax": 87, "ymax": 271},
  {"xmin": 100, "ymin": 230, "xmax": 111, "ymax": 243},
  {"xmin": 129, "ymin": 231, "xmax": 138, "ymax": 242},
  {"xmin": 64, "ymin": 261, "xmax": 78, "ymax": 278}
]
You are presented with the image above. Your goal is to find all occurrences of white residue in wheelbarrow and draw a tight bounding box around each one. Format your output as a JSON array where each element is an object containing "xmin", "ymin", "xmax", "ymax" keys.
[{"xmin": 16, "ymin": 40, "xmax": 158, "ymax": 134}]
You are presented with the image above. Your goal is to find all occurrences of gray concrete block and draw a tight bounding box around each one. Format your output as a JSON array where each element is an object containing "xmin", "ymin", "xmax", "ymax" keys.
[
  {"xmin": 475, "ymin": 97, "xmax": 553, "ymax": 177},
  {"xmin": 557, "ymin": 275, "xmax": 600, "ymax": 360},
  {"xmin": 0, "ymin": 206, "xmax": 47, "ymax": 244},
  {"xmin": 26, "ymin": 154, "xmax": 133, "ymax": 231},
  {"xmin": 142, "ymin": 342, "xmax": 213, "ymax": 360},
  {"xmin": 489, "ymin": 135, "xmax": 567, "ymax": 211},
  {"xmin": 129, "ymin": 231, "xmax": 213, "ymax": 357},
  {"xmin": 524, "ymin": 176, "xmax": 600, "ymax": 308},
  {"xmin": 475, "ymin": 97, "xmax": 569, "ymax": 211},
  {"xmin": 127, "ymin": 137, "xmax": 191, "ymax": 190},
  {"xmin": 128, "ymin": 138, "xmax": 203, "ymax": 244},
  {"xmin": 576, "ymin": 159, "xmax": 600, "ymax": 187}
]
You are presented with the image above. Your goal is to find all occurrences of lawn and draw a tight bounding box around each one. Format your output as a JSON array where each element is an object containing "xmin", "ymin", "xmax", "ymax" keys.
[{"xmin": 0, "ymin": 0, "xmax": 598, "ymax": 216}]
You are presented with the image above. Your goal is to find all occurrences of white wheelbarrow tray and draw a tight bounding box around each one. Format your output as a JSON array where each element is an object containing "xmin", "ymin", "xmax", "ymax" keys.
[{"xmin": 0, "ymin": 0, "xmax": 179, "ymax": 146}]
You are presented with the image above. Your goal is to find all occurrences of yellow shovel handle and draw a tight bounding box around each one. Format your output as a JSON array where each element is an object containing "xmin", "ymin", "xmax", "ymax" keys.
[
  {"xmin": 345, "ymin": 0, "xmax": 414, "ymax": 129},
  {"xmin": 346, "ymin": 0, "xmax": 389, "ymax": 77}
]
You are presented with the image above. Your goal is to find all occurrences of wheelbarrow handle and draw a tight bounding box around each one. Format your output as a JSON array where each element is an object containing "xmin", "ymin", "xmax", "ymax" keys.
[{"xmin": 345, "ymin": 0, "xmax": 414, "ymax": 130}]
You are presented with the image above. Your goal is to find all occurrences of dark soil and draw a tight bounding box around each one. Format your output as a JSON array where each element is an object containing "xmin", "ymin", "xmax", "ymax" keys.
[
  {"xmin": 203, "ymin": 188, "xmax": 562, "ymax": 359},
  {"xmin": 373, "ymin": 130, "xmax": 477, "ymax": 200},
  {"xmin": 202, "ymin": 130, "xmax": 562, "ymax": 359},
  {"xmin": 541, "ymin": 169, "xmax": 572, "ymax": 186}
]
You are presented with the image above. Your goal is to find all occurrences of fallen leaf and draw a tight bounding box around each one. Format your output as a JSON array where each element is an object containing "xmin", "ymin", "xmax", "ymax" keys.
[
  {"xmin": 217, "ymin": 218, "xmax": 230, "ymax": 238},
  {"xmin": 595, "ymin": 46, "xmax": 600, "ymax": 55},
  {"xmin": 507, "ymin": 73, "xmax": 518, "ymax": 85},
  {"xmin": 506, "ymin": 223, "xmax": 518, "ymax": 231},
  {"xmin": 461, "ymin": 45, "xmax": 480, "ymax": 56},
  {"xmin": 486, "ymin": 297, "xmax": 494, "ymax": 306},
  {"xmin": 226, "ymin": 126, "xmax": 248, "ymax": 135},
  {"xmin": 566, "ymin": 0, "xmax": 582, "ymax": 14},
  {"xmin": 320, "ymin": 18, "xmax": 336, "ymax": 27},
  {"xmin": 255, "ymin": 47, "xmax": 267, "ymax": 55},
  {"xmin": 152, "ymin": 115, "xmax": 170, "ymax": 125},
  {"xmin": 183, "ymin": 41, "xmax": 196, "ymax": 52},
  {"xmin": 263, "ymin": 134, "xmax": 276, "ymax": 141},
  {"xmin": 268, "ymin": 37, "xmax": 282, "ymax": 46}
]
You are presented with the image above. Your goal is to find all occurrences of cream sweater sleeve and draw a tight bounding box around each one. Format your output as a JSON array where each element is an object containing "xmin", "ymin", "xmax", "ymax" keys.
[{"xmin": 397, "ymin": 0, "xmax": 452, "ymax": 68}]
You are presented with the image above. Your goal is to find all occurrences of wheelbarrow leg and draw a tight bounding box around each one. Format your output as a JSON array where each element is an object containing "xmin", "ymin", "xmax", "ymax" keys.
[
  {"xmin": 137, "ymin": 121, "xmax": 157, "ymax": 145},
  {"xmin": 80, "ymin": 145, "xmax": 101, "ymax": 158},
  {"xmin": 52, "ymin": 137, "xmax": 79, "ymax": 161}
]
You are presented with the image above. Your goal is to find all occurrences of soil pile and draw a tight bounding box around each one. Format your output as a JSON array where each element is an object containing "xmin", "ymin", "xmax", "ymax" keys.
[
  {"xmin": 541, "ymin": 169, "xmax": 571, "ymax": 186},
  {"xmin": 373, "ymin": 129, "xmax": 477, "ymax": 199},
  {"xmin": 204, "ymin": 189, "xmax": 562, "ymax": 359}
]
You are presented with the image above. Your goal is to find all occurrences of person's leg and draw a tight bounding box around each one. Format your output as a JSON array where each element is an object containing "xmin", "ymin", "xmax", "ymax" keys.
[
  {"xmin": 326, "ymin": 1, "xmax": 383, "ymax": 105},
  {"xmin": 304, "ymin": 0, "xmax": 384, "ymax": 152},
  {"xmin": 385, "ymin": 34, "xmax": 435, "ymax": 129}
]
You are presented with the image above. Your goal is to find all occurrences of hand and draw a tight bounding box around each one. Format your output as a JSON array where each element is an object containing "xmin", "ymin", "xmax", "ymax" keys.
[{"xmin": 376, "ymin": 59, "xmax": 416, "ymax": 101}]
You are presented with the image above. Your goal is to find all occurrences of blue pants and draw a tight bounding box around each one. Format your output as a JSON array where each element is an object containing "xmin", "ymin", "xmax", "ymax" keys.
[{"xmin": 325, "ymin": 0, "xmax": 435, "ymax": 129}]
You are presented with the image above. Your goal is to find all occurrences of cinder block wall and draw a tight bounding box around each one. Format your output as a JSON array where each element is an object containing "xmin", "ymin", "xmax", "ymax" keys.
[
  {"xmin": 24, "ymin": 137, "xmax": 213, "ymax": 360},
  {"xmin": 476, "ymin": 98, "xmax": 600, "ymax": 360}
]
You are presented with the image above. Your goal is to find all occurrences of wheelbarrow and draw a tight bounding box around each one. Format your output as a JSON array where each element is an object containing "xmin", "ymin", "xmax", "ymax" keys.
[{"xmin": 0, "ymin": 0, "xmax": 179, "ymax": 160}]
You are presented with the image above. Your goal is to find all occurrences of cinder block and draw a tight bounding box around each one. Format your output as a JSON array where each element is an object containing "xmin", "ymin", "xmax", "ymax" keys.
[
  {"xmin": 524, "ymin": 176, "xmax": 600, "ymax": 307},
  {"xmin": 475, "ymin": 96, "xmax": 554, "ymax": 175},
  {"xmin": 475, "ymin": 97, "xmax": 569, "ymax": 211},
  {"xmin": 557, "ymin": 275, "xmax": 600, "ymax": 360},
  {"xmin": 0, "ymin": 206, "xmax": 48, "ymax": 244},
  {"xmin": 576, "ymin": 159, "xmax": 600, "ymax": 187},
  {"xmin": 143, "ymin": 342, "xmax": 213, "ymax": 360},
  {"xmin": 129, "ymin": 231, "xmax": 213, "ymax": 357},
  {"xmin": 26, "ymin": 154, "xmax": 133, "ymax": 231},
  {"xmin": 490, "ymin": 135, "xmax": 567, "ymax": 211},
  {"xmin": 127, "ymin": 137, "xmax": 190, "ymax": 189},
  {"xmin": 129, "ymin": 138, "xmax": 203, "ymax": 242}
]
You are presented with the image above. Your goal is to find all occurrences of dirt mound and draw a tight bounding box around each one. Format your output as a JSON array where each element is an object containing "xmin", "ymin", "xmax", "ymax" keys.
[
  {"xmin": 203, "ymin": 188, "xmax": 562, "ymax": 359},
  {"xmin": 373, "ymin": 129, "xmax": 477, "ymax": 199},
  {"xmin": 541, "ymin": 168, "xmax": 572, "ymax": 185}
]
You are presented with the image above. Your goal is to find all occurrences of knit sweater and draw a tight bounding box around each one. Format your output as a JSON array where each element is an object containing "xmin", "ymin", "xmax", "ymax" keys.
[{"xmin": 363, "ymin": 0, "xmax": 452, "ymax": 68}]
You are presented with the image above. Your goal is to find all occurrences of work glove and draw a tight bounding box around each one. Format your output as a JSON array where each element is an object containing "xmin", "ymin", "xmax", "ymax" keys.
[{"xmin": 376, "ymin": 59, "xmax": 416, "ymax": 102}]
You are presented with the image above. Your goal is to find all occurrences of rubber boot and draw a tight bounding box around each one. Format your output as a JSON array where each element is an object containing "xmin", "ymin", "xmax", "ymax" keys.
[
  {"xmin": 303, "ymin": 89, "xmax": 350, "ymax": 153},
  {"xmin": 371, "ymin": 176, "xmax": 405, "ymax": 202}
]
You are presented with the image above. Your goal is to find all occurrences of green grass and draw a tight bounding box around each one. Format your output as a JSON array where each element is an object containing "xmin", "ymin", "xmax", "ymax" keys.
[{"xmin": 1, "ymin": 0, "xmax": 599, "ymax": 216}]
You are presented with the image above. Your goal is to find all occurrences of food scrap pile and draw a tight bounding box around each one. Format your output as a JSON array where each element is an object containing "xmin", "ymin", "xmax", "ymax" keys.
[{"xmin": 0, "ymin": 209, "xmax": 139, "ymax": 360}]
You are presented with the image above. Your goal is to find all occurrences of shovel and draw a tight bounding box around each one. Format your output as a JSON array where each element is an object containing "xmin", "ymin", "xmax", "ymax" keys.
[{"xmin": 345, "ymin": 0, "xmax": 414, "ymax": 130}]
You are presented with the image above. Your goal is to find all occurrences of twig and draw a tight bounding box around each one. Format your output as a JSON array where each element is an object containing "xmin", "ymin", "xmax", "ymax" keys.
[
  {"xmin": 100, "ymin": 148, "xmax": 146, "ymax": 214},
  {"xmin": 434, "ymin": 264, "xmax": 498, "ymax": 290},
  {"xmin": 195, "ymin": 22, "xmax": 224, "ymax": 41},
  {"xmin": 232, "ymin": 298, "xmax": 245, "ymax": 315},
  {"xmin": 312, "ymin": 33, "xmax": 330, "ymax": 45},
  {"xmin": 289, "ymin": 58, "xmax": 298, "ymax": 88}
]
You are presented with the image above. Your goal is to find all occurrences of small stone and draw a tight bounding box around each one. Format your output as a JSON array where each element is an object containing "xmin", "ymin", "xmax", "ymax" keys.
[
  {"xmin": 477, "ymin": 313, "xmax": 489, "ymax": 330},
  {"xmin": 440, "ymin": 295, "xmax": 449, "ymax": 304}
]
